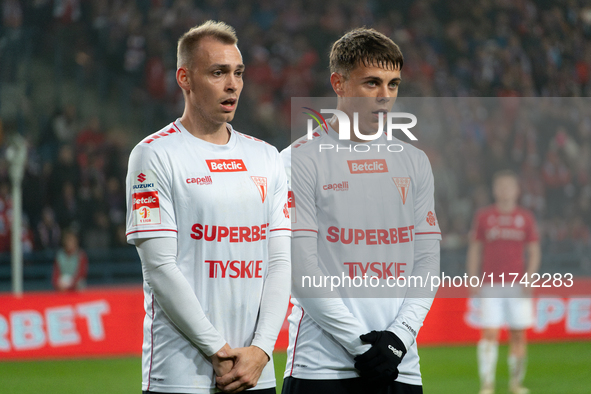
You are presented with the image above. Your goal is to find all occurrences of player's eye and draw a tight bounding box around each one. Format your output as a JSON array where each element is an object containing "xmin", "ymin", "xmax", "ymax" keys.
[
  {"xmin": 213, "ymin": 70, "xmax": 223, "ymax": 77},
  {"xmin": 235, "ymin": 70, "xmax": 244, "ymax": 77},
  {"xmin": 390, "ymin": 82, "xmax": 400, "ymax": 89},
  {"xmin": 367, "ymin": 81, "xmax": 377, "ymax": 87}
]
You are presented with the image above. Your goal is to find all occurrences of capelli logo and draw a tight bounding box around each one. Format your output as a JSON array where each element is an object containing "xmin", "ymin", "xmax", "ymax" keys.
[{"xmin": 323, "ymin": 181, "xmax": 349, "ymax": 191}]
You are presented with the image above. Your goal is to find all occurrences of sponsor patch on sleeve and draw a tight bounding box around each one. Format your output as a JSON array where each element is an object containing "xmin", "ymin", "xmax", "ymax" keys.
[
  {"xmin": 132, "ymin": 170, "xmax": 158, "ymax": 191},
  {"xmin": 288, "ymin": 191, "xmax": 296, "ymax": 223},
  {"xmin": 132, "ymin": 191, "xmax": 161, "ymax": 225}
]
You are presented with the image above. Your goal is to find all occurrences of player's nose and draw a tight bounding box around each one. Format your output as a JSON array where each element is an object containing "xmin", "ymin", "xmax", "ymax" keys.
[
  {"xmin": 225, "ymin": 74, "xmax": 241, "ymax": 92},
  {"xmin": 376, "ymin": 86, "xmax": 395, "ymax": 101}
]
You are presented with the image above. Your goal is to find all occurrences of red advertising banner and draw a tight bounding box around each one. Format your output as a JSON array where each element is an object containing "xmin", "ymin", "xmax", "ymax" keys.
[
  {"xmin": 0, "ymin": 286, "xmax": 144, "ymax": 360},
  {"xmin": 1, "ymin": 282, "xmax": 589, "ymax": 360},
  {"xmin": 276, "ymin": 280, "xmax": 591, "ymax": 350}
]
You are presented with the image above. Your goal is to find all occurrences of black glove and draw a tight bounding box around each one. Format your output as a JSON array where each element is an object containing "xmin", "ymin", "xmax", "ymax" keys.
[{"xmin": 354, "ymin": 330, "xmax": 407, "ymax": 385}]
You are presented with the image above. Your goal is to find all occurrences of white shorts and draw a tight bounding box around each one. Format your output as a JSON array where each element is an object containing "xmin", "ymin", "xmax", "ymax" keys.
[{"xmin": 479, "ymin": 285, "xmax": 534, "ymax": 330}]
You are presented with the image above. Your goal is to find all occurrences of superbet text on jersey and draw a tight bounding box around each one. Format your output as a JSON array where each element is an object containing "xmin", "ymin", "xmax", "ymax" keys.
[
  {"xmin": 125, "ymin": 120, "xmax": 290, "ymax": 393},
  {"xmin": 282, "ymin": 124, "xmax": 441, "ymax": 386}
]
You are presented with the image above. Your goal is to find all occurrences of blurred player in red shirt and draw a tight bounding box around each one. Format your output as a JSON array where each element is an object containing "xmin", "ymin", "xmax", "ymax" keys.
[{"xmin": 467, "ymin": 170, "xmax": 541, "ymax": 394}]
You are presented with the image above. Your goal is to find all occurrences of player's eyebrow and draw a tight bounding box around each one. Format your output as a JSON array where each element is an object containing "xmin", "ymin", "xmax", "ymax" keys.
[
  {"xmin": 210, "ymin": 63, "xmax": 245, "ymax": 71},
  {"xmin": 361, "ymin": 76, "xmax": 401, "ymax": 84}
]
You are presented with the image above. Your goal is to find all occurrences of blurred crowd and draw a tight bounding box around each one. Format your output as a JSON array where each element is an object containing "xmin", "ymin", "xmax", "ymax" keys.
[
  {"xmin": 418, "ymin": 97, "xmax": 591, "ymax": 254},
  {"xmin": 0, "ymin": 107, "xmax": 130, "ymax": 254},
  {"xmin": 1, "ymin": 0, "xmax": 590, "ymax": 262}
]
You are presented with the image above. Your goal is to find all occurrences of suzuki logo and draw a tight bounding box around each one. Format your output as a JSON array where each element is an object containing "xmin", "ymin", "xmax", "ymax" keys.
[{"xmin": 137, "ymin": 173, "xmax": 146, "ymax": 183}]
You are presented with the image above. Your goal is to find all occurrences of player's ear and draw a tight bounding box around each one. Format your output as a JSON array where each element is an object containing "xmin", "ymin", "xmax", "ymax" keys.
[
  {"xmin": 177, "ymin": 67, "xmax": 190, "ymax": 91},
  {"xmin": 330, "ymin": 72, "xmax": 346, "ymax": 97}
]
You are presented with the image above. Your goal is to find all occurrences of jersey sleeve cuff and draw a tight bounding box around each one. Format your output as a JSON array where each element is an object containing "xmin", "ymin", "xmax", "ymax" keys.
[
  {"xmin": 204, "ymin": 337, "xmax": 228, "ymax": 357},
  {"xmin": 291, "ymin": 229, "xmax": 319, "ymax": 238},
  {"xmin": 388, "ymin": 325, "xmax": 415, "ymax": 351},
  {"xmin": 126, "ymin": 228, "xmax": 178, "ymax": 245},
  {"xmin": 349, "ymin": 336, "xmax": 372, "ymax": 356},
  {"xmin": 414, "ymin": 231, "xmax": 442, "ymax": 241},
  {"xmin": 268, "ymin": 228, "xmax": 292, "ymax": 238},
  {"xmin": 251, "ymin": 337, "xmax": 274, "ymax": 359}
]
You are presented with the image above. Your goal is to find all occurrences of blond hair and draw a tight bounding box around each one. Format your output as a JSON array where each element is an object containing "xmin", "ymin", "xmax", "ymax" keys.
[{"xmin": 177, "ymin": 20, "xmax": 238, "ymax": 69}]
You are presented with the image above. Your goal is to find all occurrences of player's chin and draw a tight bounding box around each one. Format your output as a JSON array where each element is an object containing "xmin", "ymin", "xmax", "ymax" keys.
[
  {"xmin": 360, "ymin": 120, "xmax": 382, "ymax": 134},
  {"xmin": 219, "ymin": 112, "xmax": 236, "ymax": 122}
]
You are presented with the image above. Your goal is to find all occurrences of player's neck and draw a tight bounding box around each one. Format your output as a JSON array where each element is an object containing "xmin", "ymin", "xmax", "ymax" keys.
[
  {"xmin": 179, "ymin": 113, "xmax": 230, "ymax": 145},
  {"xmin": 496, "ymin": 201, "xmax": 516, "ymax": 213}
]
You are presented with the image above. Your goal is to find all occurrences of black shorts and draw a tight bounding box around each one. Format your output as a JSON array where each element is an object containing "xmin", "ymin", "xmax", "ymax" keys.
[
  {"xmin": 281, "ymin": 376, "xmax": 423, "ymax": 394},
  {"xmin": 143, "ymin": 388, "xmax": 275, "ymax": 394}
]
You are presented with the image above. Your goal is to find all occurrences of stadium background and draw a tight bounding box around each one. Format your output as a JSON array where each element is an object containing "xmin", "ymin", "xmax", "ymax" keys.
[{"xmin": 1, "ymin": 0, "xmax": 590, "ymax": 393}]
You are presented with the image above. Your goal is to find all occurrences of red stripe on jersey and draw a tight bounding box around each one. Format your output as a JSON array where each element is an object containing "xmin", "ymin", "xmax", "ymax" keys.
[
  {"xmin": 143, "ymin": 128, "xmax": 177, "ymax": 144},
  {"xmin": 147, "ymin": 294, "xmax": 155, "ymax": 391},
  {"xmin": 292, "ymin": 229, "xmax": 318, "ymax": 233},
  {"xmin": 290, "ymin": 308, "xmax": 305, "ymax": 377},
  {"xmin": 126, "ymin": 229, "xmax": 178, "ymax": 236},
  {"xmin": 270, "ymin": 228, "xmax": 292, "ymax": 232},
  {"xmin": 173, "ymin": 122, "xmax": 182, "ymax": 133},
  {"xmin": 415, "ymin": 232, "xmax": 441, "ymax": 235}
]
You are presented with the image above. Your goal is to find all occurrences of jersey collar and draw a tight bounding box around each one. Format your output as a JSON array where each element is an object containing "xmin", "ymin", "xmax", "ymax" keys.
[{"xmin": 175, "ymin": 119, "xmax": 237, "ymax": 152}]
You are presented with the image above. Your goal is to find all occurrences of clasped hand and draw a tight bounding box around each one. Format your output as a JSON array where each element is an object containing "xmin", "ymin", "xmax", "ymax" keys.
[
  {"xmin": 212, "ymin": 344, "xmax": 269, "ymax": 393},
  {"xmin": 354, "ymin": 330, "xmax": 407, "ymax": 387}
]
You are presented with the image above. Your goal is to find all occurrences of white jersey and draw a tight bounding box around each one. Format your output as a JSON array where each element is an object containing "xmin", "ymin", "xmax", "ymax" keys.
[
  {"xmin": 282, "ymin": 126, "xmax": 441, "ymax": 385},
  {"xmin": 126, "ymin": 120, "xmax": 290, "ymax": 393}
]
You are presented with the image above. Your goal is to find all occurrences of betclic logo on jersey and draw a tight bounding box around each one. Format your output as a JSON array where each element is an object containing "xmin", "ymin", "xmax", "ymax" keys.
[
  {"xmin": 206, "ymin": 159, "xmax": 247, "ymax": 172},
  {"xmin": 132, "ymin": 191, "xmax": 161, "ymax": 225},
  {"xmin": 347, "ymin": 159, "xmax": 388, "ymax": 174}
]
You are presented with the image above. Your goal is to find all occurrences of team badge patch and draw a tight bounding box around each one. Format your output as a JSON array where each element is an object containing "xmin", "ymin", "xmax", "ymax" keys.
[
  {"xmin": 251, "ymin": 176, "xmax": 268, "ymax": 203},
  {"xmin": 426, "ymin": 211, "xmax": 437, "ymax": 226},
  {"xmin": 392, "ymin": 177, "xmax": 411, "ymax": 205}
]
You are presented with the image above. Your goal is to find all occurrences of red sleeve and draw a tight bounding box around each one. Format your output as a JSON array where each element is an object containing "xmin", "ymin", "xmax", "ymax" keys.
[
  {"xmin": 525, "ymin": 211, "xmax": 539, "ymax": 243},
  {"xmin": 471, "ymin": 210, "xmax": 485, "ymax": 242}
]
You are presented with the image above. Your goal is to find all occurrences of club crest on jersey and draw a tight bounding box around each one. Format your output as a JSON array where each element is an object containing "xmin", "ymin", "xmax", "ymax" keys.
[
  {"xmin": 251, "ymin": 176, "xmax": 268, "ymax": 203},
  {"xmin": 392, "ymin": 177, "xmax": 411, "ymax": 204},
  {"xmin": 132, "ymin": 170, "xmax": 157, "ymax": 190},
  {"xmin": 426, "ymin": 211, "xmax": 437, "ymax": 226}
]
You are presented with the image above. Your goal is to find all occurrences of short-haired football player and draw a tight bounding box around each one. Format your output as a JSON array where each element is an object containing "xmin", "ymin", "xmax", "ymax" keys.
[
  {"xmin": 467, "ymin": 170, "xmax": 540, "ymax": 394},
  {"xmin": 125, "ymin": 20, "xmax": 291, "ymax": 394},
  {"xmin": 281, "ymin": 28, "xmax": 441, "ymax": 394}
]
